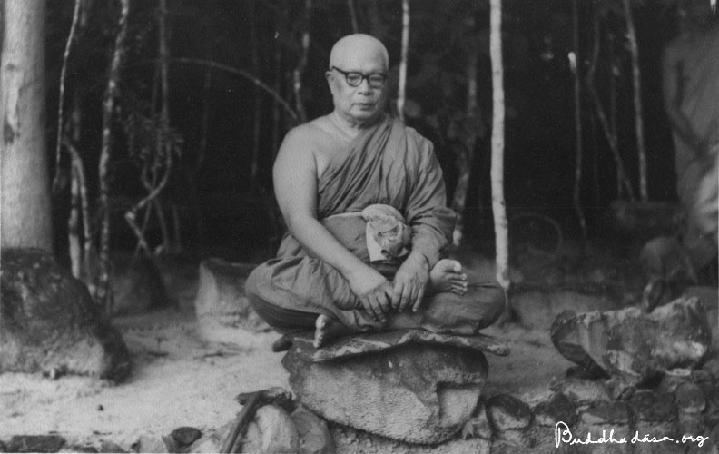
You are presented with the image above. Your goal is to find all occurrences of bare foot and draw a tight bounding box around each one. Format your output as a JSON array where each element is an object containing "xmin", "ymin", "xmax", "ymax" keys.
[
  {"xmin": 313, "ymin": 314, "xmax": 347, "ymax": 348},
  {"xmin": 428, "ymin": 259, "xmax": 468, "ymax": 295}
]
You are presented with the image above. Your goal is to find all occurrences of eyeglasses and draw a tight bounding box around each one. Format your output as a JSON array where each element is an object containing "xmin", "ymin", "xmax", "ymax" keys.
[{"xmin": 330, "ymin": 66, "xmax": 387, "ymax": 88}]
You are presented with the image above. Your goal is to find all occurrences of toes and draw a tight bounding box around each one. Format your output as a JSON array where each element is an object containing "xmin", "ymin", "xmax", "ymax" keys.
[
  {"xmin": 436, "ymin": 259, "xmax": 463, "ymax": 273},
  {"xmin": 451, "ymin": 283, "xmax": 468, "ymax": 295}
]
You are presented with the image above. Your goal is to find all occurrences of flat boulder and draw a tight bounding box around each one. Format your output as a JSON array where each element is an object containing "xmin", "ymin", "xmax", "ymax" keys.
[
  {"xmin": 193, "ymin": 258, "xmax": 269, "ymax": 343},
  {"xmin": 550, "ymin": 297, "xmax": 710, "ymax": 386},
  {"xmin": 0, "ymin": 248, "xmax": 131, "ymax": 381},
  {"xmin": 283, "ymin": 338, "xmax": 489, "ymax": 444},
  {"xmin": 289, "ymin": 328, "xmax": 509, "ymax": 362}
]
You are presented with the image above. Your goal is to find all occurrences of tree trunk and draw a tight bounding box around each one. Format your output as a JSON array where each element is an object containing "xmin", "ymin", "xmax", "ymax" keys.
[
  {"xmin": 586, "ymin": 14, "xmax": 635, "ymax": 201},
  {"xmin": 157, "ymin": 0, "xmax": 174, "ymax": 253},
  {"xmin": 608, "ymin": 31, "xmax": 622, "ymax": 199},
  {"xmin": 572, "ymin": 0, "xmax": 586, "ymax": 239},
  {"xmin": 52, "ymin": 0, "xmax": 81, "ymax": 193},
  {"xmin": 1, "ymin": 0, "xmax": 53, "ymax": 252},
  {"xmin": 489, "ymin": 0, "xmax": 509, "ymax": 292},
  {"xmin": 292, "ymin": 0, "xmax": 311, "ymax": 123},
  {"xmin": 451, "ymin": 17, "xmax": 478, "ymax": 246},
  {"xmin": 96, "ymin": 0, "xmax": 130, "ymax": 310},
  {"xmin": 397, "ymin": 0, "xmax": 409, "ymax": 122},
  {"xmin": 348, "ymin": 0, "xmax": 359, "ymax": 33},
  {"xmin": 623, "ymin": 0, "xmax": 648, "ymax": 201},
  {"xmin": 250, "ymin": 0, "xmax": 261, "ymax": 190}
]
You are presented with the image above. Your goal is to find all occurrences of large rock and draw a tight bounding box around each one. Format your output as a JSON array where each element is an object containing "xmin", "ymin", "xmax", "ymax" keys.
[
  {"xmin": 193, "ymin": 258, "xmax": 269, "ymax": 343},
  {"xmin": 0, "ymin": 248, "xmax": 131, "ymax": 381},
  {"xmin": 283, "ymin": 342, "xmax": 488, "ymax": 444},
  {"xmin": 551, "ymin": 297, "xmax": 711, "ymax": 386}
]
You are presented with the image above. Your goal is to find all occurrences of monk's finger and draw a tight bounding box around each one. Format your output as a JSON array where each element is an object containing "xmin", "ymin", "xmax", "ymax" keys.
[
  {"xmin": 398, "ymin": 281, "xmax": 412, "ymax": 312},
  {"xmin": 362, "ymin": 296, "xmax": 381, "ymax": 321},
  {"xmin": 412, "ymin": 286, "xmax": 425, "ymax": 312},
  {"xmin": 375, "ymin": 289, "xmax": 391, "ymax": 315},
  {"xmin": 391, "ymin": 281, "xmax": 404, "ymax": 311}
]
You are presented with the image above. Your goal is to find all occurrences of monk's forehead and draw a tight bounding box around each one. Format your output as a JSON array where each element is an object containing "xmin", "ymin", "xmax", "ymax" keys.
[{"xmin": 329, "ymin": 35, "xmax": 389, "ymax": 71}]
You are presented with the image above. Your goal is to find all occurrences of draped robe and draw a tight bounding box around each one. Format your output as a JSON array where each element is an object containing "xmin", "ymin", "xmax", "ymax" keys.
[
  {"xmin": 667, "ymin": 26, "xmax": 719, "ymax": 269},
  {"xmin": 245, "ymin": 114, "xmax": 462, "ymax": 332}
]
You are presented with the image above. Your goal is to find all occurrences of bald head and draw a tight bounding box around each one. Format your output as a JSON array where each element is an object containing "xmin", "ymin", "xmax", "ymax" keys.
[{"xmin": 329, "ymin": 34, "xmax": 389, "ymax": 72}]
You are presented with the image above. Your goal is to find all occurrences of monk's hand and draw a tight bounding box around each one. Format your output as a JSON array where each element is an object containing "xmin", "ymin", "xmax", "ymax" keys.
[
  {"xmin": 393, "ymin": 251, "xmax": 430, "ymax": 313},
  {"xmin": 348, "ymin": 267, "xmax": 393, "ymax": 322}
]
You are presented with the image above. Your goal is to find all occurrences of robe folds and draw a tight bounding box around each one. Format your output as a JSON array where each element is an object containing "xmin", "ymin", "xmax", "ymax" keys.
[
  {"xmin": 245, "ymin": 115, "xmax": 459, "ymax": 332},
  {"xmin": 670, "ymin": 28, "xmax": 719, "ymax": 269}
]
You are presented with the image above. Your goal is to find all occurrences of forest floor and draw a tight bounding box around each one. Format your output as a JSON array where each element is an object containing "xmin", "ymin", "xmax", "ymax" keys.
[{"xmin": 0, "ymin": 235, "xmax": 714, "ymax": 452}]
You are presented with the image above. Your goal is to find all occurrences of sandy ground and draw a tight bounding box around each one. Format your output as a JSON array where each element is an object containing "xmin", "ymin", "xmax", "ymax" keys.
[
  {"xmin": 0, "ymin": 308, "xmax": 572, "ymax": 452},
  {"xmin": 0, "ymin": 251, "xmax": 609, "ymax": 452}
]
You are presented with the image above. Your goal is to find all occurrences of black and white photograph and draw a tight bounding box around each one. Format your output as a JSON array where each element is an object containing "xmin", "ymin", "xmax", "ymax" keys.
[{"xmin": 0, "ymin": 0, "xmax": 718, "ymax": 452}]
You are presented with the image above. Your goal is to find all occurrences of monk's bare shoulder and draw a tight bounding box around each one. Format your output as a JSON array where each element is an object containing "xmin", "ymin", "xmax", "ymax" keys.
[{"xmin": 403, "ymin": 124, "xmax": 435, "ymax": 162}]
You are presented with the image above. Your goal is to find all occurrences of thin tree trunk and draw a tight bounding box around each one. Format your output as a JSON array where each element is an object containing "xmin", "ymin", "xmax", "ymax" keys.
[
  {"xmin": 397, "ymin": 0, "xmax": 409, "ymax": 122},
  {"xmin": 489, "ymin": 0, "xmax": 509, "ymax": 293},
  {"xmin": 451, "ymin": 18, "xmax": 478, "ymax": 246},
  {"xmin": 623, "ymin": 0, "xmax": 648, "ymax": 201},
  {"xmin": 65, "ymin": 141, "xmax": 88, "ymax": 280},
  {"xmin": 157, "ymin": 0, "xmax": 174, "ymax": 253},
  {"xmin": 96, "ymin": 0, "xmax": 130, "ymax": 310},
  {"xmin": 348, "ymin": 0, "xmax": 359, "ymax": 33},
  {"xmin": 292, "ymin": 0, "xmax": 311, "ymax": 123},
  {"xmin": 572, "ymin": 0, "xmax": 586, "ymax": 239},
  {"xmin": 52, "ymin": 0, "xmax": 81, "ymax": 193},
  {"xmin": 271, "ymin": 39, "xmax": 282, "ymax": 156},
  {"xmin": 1, "ymin": 0, "xmax": 53, "ymax": 252},
  {"xmin": 250, "ymin": 0, "xmax": 261, "ymax": 189},
  {"xmin": 608, "ymin": 32, "xmax": 622, "ymax": 199},
  {"xmin": 586, "ymin": 14, "xmax": 635, "ymax": 201},
  {"xmin": 193, "ymin": 65, "xmax": 212, "ymax": 245}
]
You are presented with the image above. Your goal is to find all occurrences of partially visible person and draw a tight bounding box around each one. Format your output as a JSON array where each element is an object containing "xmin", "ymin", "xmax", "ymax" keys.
[{"xmin": 651, "ymin": 0, "xmax": 719, "ymax": 291}]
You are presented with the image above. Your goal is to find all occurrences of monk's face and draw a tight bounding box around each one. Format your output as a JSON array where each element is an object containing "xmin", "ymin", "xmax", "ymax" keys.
[{"xmin": 327, "ymin": 38, "xmax": 388, "ymax": 125}]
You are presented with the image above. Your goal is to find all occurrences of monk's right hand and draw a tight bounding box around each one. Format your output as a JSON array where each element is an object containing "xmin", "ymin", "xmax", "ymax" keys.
[{"xmin": 348, "ymin": 268, "xmax": 392, "ymax": 322}]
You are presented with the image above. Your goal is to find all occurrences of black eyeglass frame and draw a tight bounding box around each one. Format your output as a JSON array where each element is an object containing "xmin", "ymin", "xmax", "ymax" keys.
[{"xmin": 329, "ymin": 66, "xmax": 388, "ymax": 88}]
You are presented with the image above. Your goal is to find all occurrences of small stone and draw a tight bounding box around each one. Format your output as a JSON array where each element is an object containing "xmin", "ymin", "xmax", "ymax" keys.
[
  {"xmin": 629, "ymin": 390, "xmax": 676, "ymax": 422},
  {"xmin": 702, "ymin": 358, "xmax": 719, "ymax": 381},
  {"xmin": 533, "ymin": 393, "xmax": 577, "ymax": 427},
  {"xmin": 486, "ymin": 394, "xmax": 533, "ymax": 431},
  {"xmin": 97, "ymin": 404, "xmax": 104, "ymax": 411},
  {"xmin": 460, "ymin": 401, "xmax": 492, "ymax": 440},
  {"xmin": 240, "ymin": 404, "xmax": 299, "ymax": 454},
  {"xmin": 657, "ymin": 368, "xmax": 692, "ymax": 393},
  {"xmin": 131, "ymin": 435, "xmax": 169, "ymax": 453},
  {"xmin": 676, "ymin": 382, "xmax": 705, "ymax": 414},
  {"xmin": 579, "ymin": 400, "xmax": 630, "ymax": 425},
  {"xmin": 553, "ymin": 378, "xmax": 611, "ymax": 403},
  {"xmin": 678, "ymin": 412, "xmax": 704, "ymax": 436},
  {"xmin": 99, "ymin": 440, "xmax": 126, "ymax": 453},
  {"xmin": 290, "ymin": 405, "xmax": 334, "ymax": 454},
  {"xmin": 170, "ymin": 427, "xmax": 202, "ymax": 448},
  {"xmin": 704, "ymin": 388, "xmax": 719, "ymax": 427},
  {"xmin": 7, "ymin": 435, "xmax": 66, "ymax": 453}
]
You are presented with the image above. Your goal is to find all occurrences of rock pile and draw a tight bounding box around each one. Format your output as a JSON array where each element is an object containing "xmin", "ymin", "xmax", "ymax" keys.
[
  {"xmin": 550, "ymin": 297, "xmax": 711, "ymax": 393},
  {"xmin": 0, "ymin": 248, "xmax": 131, "ymax": 381},
  {"xmin": 282, "ymin": 329, "xmax": 509, "ymax": 445}
]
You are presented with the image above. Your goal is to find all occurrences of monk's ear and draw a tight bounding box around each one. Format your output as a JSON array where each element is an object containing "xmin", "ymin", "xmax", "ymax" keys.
[{"xmin": 325, "ymin": 71, "xmax": 335, "ymax": 93}]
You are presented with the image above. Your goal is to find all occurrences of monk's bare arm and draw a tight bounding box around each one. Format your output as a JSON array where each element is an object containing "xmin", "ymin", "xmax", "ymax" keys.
[
  {"xmin": 663, "ymin": 44, "xmax": 706, "ymax": 155},
  {"xmin": 273, "ymin": 130, "xmax": 392, "ymax": 318}
]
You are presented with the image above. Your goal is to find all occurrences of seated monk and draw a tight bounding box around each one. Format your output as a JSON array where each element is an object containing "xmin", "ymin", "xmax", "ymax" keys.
[{"xmin": 245, "ymin": 34, "xmax": 505, "ymax": 348}]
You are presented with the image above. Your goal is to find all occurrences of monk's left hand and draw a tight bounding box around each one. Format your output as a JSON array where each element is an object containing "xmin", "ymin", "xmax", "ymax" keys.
[{"xmin": 393, "ymin": 252, "xmax": 429, "ymax": 312}]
